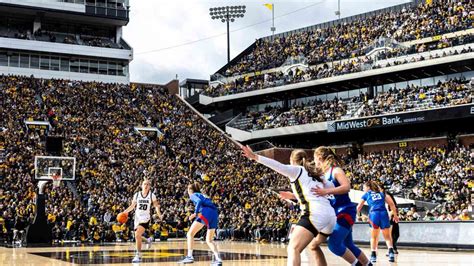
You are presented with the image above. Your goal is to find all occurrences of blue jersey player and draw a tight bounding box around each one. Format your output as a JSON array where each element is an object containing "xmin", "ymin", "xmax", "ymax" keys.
[
  {"xmin": 310, "ymin": 146, "xmax": 372, "ymax": 266},
  {"xmin": 178, "ymin": 183, "xmax": 221, "ymax": 265},
  {"xmin": 357, "ymin": 181, "xmax": 399, "ymax": 263}
]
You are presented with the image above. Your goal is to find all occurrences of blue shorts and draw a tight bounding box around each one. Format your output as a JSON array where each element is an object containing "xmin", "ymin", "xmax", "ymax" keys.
[
  {"xmin": 368, "ymin": 210, "xmax": 390, "ymax": 229},
  {"xmin": 196, "ymin": 207, "xmax": 218, "ymax": 229},
  {"xmin": 335, "ymin": 206, "xmax": 357, "ymax": 229}
]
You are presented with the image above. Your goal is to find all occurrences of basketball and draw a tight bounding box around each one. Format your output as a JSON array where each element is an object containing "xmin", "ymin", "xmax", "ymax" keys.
[{"xmin": 117, "ymin": 212, "xmax": 128, "ymax": 224}]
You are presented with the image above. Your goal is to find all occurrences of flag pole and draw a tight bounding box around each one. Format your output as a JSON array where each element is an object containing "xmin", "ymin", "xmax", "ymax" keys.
[{"xmin": 271, "ymin": 4, "xmax": 275, "ymax": 40}]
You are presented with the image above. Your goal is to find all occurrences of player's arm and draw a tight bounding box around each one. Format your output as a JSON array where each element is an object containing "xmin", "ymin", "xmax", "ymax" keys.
[
  {"xmin": 188, "ymin": 194, "xmax": 201, "ymax": 221},
  {"xmin": 241, "ymin": 145, "xmax": 301, "ymax": 181},
  {"xmin": 267, "ymin": 189, "xmax": 297, "ymax": 204},
  {"xmin": 312, "ymin": 167, "xmax": 350, "ymax": 196},
  {"xmin": 151, "ymin": 193, "xmax": 163, "ymax": 220},
  {"xmin": 279, "ymin": 191, "xmax": 297, "ymax": 200},
  {"xmin": 152, "ymin": 199, "xmax": 163, "ymax": 220},
  {"xmin": 357, "ymin": 192, "xmax": 368, "ymax": 214},
  {"xmin": 385, "ymin": 194, "xmax": 399, "ymax": 223},
  {"xmin": 123, "ymin": 195, "xmax": 137, "ymax": 214},
  {"xmin": 356, "ymin": 200, "xmax": 366, "ymax": 214}
]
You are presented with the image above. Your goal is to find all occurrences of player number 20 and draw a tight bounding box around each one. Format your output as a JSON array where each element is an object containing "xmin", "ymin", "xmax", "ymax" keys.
[{"xmin": 139, "ymin": 204, "xmax": 148, "ymax": 210}]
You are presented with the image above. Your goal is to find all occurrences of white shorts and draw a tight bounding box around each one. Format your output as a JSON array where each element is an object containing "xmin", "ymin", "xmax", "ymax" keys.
[{"xmin": 310, "ymin": 205, "xmax": 337, "ymax": 235}]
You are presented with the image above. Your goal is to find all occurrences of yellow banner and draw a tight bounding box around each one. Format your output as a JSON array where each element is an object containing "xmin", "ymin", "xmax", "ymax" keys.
[
  {"xmin": 264, "ymin": 3, "xmax": 273, "ymax": 11},
  {"xmin": 426, "ymin": 0, "xmax": 433, "ymax": 5}
]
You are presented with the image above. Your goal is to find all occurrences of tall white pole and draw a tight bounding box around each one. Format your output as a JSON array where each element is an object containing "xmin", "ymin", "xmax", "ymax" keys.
[{"xmin": 271, "ymin": 4, "xmax": 276, "ymax": 40}]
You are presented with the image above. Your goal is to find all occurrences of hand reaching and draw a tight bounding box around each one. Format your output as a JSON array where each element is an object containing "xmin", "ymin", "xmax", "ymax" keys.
[{"xmin": 241, "ymin": 145, "xmax": 257, "ymax": 161}]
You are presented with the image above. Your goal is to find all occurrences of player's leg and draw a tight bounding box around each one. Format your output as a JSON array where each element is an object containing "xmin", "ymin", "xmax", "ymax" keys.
[
  {"xmin": 307, "ymin": 212, "xmax": 335, "ymax": 266},
  {"xmin": 391, "ymin": 222, "xmax": 400, "ymax": 253},
  {"xmin": 288, "ymin": 215, "xmax": 320, "ymax": 266},
  {"xmin": 325, "ymin": 221, "xmax": 358, "ymax": 264},
  {"xmin": 133, "ymin": 225, "xmax": 146, "ymax": 262},
  {"xmin": 287, "ymin": 225, "xmax": 315, "ymax": 266},
  {"xmin": 206, "ymin": 229, "xmax": 221, "ymax": 265},
  {"xmin": 369, "ymin": 227, "xmax": 380, "ymax": 263},
  {"xmin": 203, "ymin": 209, "xmax": 221, "ymax": 265},
  {"xmin": 178, "ymin": 221, "xmax": 204, "ymax": 263},
  {"xmin": 343, "ymin": 229, "xmax": 370, "ymax": 265},
  {"xmin": 308, "ymin": 234, "xmax": 328, "ymax": 266},
  {"xmin": 381, "ymin": 227, "xmax": 395, "ymax": 262}
]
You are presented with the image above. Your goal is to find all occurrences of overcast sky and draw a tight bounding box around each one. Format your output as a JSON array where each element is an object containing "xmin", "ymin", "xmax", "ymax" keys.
[{"xmin": 123, "ymin": 0, "xmax": 411, "ymax": 84}]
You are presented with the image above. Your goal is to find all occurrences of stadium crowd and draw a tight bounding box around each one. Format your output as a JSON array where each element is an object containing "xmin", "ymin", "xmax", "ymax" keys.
[
  {"xmin": 0, "ymin": 75, "xmax": 296, "ymax": 244},
  {"xmin": 230, "ymin": 78, "xmax": 472, "ymax": 131},
  {"xmin": 205, "ymin": 34, "xmax": 473, "ymax": 97},
  {"xmin": 0, "ymin": 75, "xmax": 471, "ymax": 246},
  {"xmin": 234, "ymin": 97, "xmax": 349, "ymax": 131},
  {"xmin": 219, "ymin": 1, "xmax": 473, "ymax": 77},
  {"xmin": 358, "ymin": 77, "xmax": 472, "ymax": 117},
  {"xmin": 0, "ymin": 18, "xmax": 119, "ymax": 48}
]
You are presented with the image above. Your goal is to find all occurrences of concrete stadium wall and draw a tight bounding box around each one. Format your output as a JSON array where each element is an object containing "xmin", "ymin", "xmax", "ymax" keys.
[
  {"xmin": 458, "ymin": 134, "xmax": 474, "ymax": 147},
  {"xmin": 362, "ymin": 137, "xmax": 448, "ymax": 153},
  {"xmin": 352, "ymin": 221, "xmax": 474, "ymax": 249},
  {"xmin": 257, "ymin": 136, "xmax": 457, "ymax": 162}
]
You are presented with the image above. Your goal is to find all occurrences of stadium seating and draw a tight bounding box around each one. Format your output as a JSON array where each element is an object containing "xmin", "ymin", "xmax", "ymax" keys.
[
  {"xmin": 1, "ymin": 75, "xmax": 471, "ymax": 245},
  {"xmin": 218, "ymin": 1, "xmax": 473, "ymax": 77},
  {"xmin": 229, "ymin": 78, "xmax": 472, "ymax": 131}
]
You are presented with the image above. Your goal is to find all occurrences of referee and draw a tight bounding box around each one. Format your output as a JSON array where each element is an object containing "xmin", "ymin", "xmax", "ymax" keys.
[{"xmin": 383, "ymin": 186, "xmax": 399, "ymax": 254}]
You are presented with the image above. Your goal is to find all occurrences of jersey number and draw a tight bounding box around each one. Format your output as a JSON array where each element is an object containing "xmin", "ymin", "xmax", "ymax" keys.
[
  {"xmin": 371, "ymin": 193, "xmax": 382, "ymax": 201},
  {"xmin": 139, "ymin": 204, "xmax": 148, "ymax": 211}
]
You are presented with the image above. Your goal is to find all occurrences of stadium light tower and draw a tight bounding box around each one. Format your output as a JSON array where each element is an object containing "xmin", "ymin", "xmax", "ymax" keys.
[{"xmin": 209, "ymin": 5, "xmax": 246, "ymax": 63}]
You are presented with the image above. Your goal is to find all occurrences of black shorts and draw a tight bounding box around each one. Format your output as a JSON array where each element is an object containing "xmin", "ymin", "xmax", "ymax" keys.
[
  {"xmin": 135, "ymin": 222, "xmax": 150, "ymax": 231},
  {"xmin": 297, "ymin": 215, "xmax": 319, "ymax": 237},
  {"xmin": 14, "ymin": 220, "xmax": 27, "ymax": 231}
]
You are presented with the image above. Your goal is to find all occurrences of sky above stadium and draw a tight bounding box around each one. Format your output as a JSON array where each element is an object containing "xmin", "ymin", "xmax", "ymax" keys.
[{"xmin": 124, "ymin": 0, "xmax": 411, "ymax": 84}]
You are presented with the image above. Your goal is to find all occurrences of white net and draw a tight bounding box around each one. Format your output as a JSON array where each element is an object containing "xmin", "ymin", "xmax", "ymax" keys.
[{"xmin": 51, "ymin": 174, "xmax": 62, "ymax": 188}]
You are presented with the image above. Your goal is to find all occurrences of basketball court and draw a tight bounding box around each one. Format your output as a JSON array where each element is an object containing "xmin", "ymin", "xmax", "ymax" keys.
[{"xmin": 1, "ymin": 240, "xmax": 472, "ymax": 265}]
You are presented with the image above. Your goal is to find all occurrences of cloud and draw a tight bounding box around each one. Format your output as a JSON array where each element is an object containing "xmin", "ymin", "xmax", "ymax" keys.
[{"xmin": 124, "ymin": 0, "xmax": 411, "ymax": 84}]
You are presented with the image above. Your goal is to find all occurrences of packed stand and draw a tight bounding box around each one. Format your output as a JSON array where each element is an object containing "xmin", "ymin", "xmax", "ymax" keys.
[
  {"xmin": 205, "ymin": 34, "xmax": 474, "ymax": 97},
  {"xmin": 230, "ymin": 79, "xmax": 472, "ymax": 132},
  {"xmin": 0, "ymin": 75, "xmax": 297, "ymax": 244},
  {"xmin": 358, "ymin": 77, "xmax": 472, "ymax": 117},
  {"xmin": 411, "ymin": 145, "xmax": 472, "ymax": 216},
  {"xmin": 347, "ymin": 145, "xmax": 472, "ymax": 221},
  {"xmin": 233, "ymin": 97, "xmax": 351, "ymax": 131},
  {"xmin": 346, "ymin": 147, "xmax": 446, "ymax": 195},
  {"xmin": 219, "ymin": 1, "xmax": 473, "ymax": 76},
  {"xmin": 1, "ymin": 75, "xmax": 472, "ymax": 246},
  {"xmin": 0, "ymin": 17, "xmax": 121, "ymax": 48}
]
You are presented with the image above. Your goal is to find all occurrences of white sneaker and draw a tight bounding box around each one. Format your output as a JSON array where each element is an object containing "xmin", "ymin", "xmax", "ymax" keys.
[
  {"xmin": 212, "ymin": 255, "xmax": 222, "ymax": 265},
  {"xmin": 178, "ymin": 256, "xmax": 194, "ymax": 264},
  {"xmin": 211, "ymin": 259, "xmax": 223, "ymax": 265},
  {"xmin": 132, "ymin": 254, "xmax": 141, "ymax": 263}
]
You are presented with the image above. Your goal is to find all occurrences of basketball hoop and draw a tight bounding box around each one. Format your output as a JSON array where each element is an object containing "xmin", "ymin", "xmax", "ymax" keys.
[{"xmin": 51, "ymin": 174, "xmax": 62, "ymax": 188}]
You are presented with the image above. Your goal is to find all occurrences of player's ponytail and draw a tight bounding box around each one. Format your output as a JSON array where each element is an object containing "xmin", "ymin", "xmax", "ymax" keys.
[
  {"xmin": 291, "ymin": 149, "xmax": 323, "ymax": 182},
  {"xmin": 314, "ymin": 146, "xmax": 343, "ymax": 170},
  {"xmin": 188, "ymin": 182, "xmax": 201, "ymax": 193},
  {"xmin": 364, "ymin": 180, "xmax": 381, "ymax": 192}
]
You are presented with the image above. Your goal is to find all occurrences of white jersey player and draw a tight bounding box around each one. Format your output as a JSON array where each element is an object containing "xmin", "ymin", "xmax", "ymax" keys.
[
  {"xmin": 241, "ymin": 146, "xmax": 336, "ymax": 266},
  {"xmin": 122, "ymin": 178, "xmax": 163, "ymax": 263}
]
